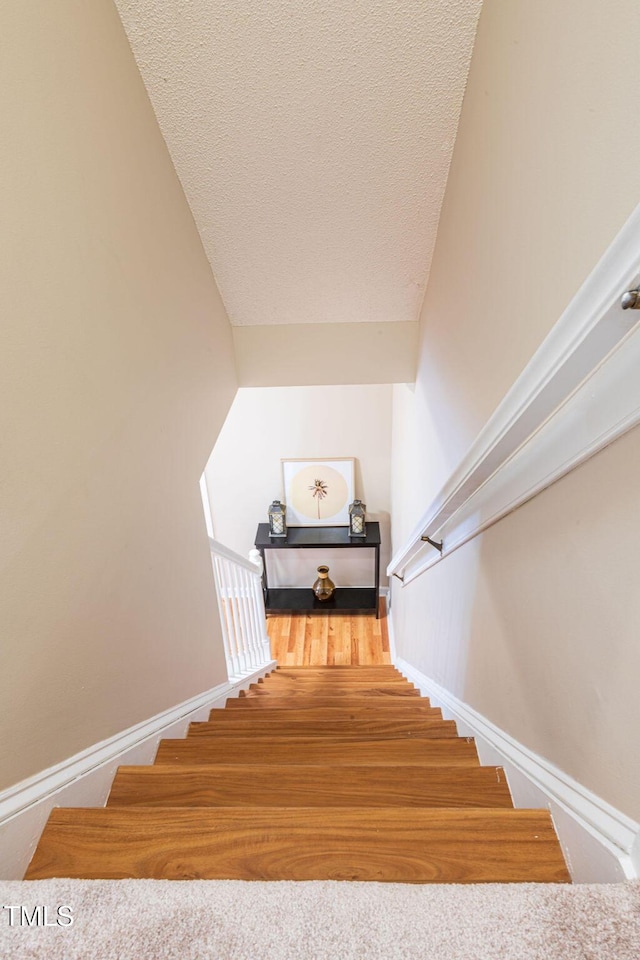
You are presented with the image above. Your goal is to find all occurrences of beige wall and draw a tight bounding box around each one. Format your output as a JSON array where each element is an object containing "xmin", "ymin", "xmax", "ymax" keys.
[
  {"xmin": 205, "ymin": 385, "xmax": 392, "ymax": 588},
  {"xmin": 233, "ymin": 323, "xmax": 418, "ymax": 387},
  {"xmin": 391, "ymin": 0, "xmax": 640, "ymax": 820},
  {"xmin": 0, "ymin": 2, "xmax": 237, "ymax": 791}
]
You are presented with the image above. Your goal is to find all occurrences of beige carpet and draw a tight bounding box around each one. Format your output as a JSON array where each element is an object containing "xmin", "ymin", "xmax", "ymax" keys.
[{"xmin": 0, "ymin": 879, "xmax": 638, "ymax": 959}]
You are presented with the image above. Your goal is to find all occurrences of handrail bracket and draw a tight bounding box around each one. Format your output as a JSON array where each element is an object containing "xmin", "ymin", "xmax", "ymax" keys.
[{"xmin": 421, "ymin": 535, "xmax": 443, "ymax": 553}]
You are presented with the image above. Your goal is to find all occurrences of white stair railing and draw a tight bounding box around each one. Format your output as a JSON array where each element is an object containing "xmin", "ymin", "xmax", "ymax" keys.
[
  {"xmin": 208, "ymin": 537, "xmax": 272, "ymax": 679},
  {"xmin": 388, "ymin": 202, "xmax": 640, "ymax": 587}
]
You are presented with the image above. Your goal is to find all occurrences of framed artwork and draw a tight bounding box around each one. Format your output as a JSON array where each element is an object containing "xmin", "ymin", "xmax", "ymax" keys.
[{"xmin": 282, "ymin": 458, "xmax": 355, "ymax": 526}]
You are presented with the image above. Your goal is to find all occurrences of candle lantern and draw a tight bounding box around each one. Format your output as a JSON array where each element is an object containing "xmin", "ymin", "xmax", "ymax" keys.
[
  {"xmin": 348, "ymin": 499, "xmax": 366, "ymax": 537},
  {"xmin": 268, "ymin": 500, "xmax": 287, "ymax": 537}
]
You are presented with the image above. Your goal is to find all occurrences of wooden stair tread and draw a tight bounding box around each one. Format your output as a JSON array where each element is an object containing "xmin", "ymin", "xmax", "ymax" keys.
[
  {"xmin": 225, "ymin": 696, "xmax": 433, "ymax": 710},
  {"xmin": 274, "ymin": 664, "xmax": 401, "ymax": 669},
  {"xmin": 272, "ymin": 666, "xmax": 402, "ymax": 678},
  {"xmin": 155, "ymin": 736, "xmax": 479, "ymax": 766},
  {"xmin": 188, "ymin": 718, "xmax": 458, "ymax": 739},
  {"xmin": 241, "ymin": 684, "xmax": 419, "ymax": 697},
  {"xmin": 25, "ymin": 807, "xmax": 570, "ymax": 883},
  {"xmin": 259, "ymin": 676, "xmax": 410, "ymax": 686},
  {"xmin": 210, "ymin": 705, "xmax": 442, "ymax": 722},
  {"xmin": 108, "ymin": 764, "xmax": 514, "ymax": 809}
]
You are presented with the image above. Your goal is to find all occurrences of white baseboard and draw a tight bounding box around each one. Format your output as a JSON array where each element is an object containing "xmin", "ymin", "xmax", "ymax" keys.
[
  {"xmin": 0, "ymin": 661, "xmax": 276, "ymax": 880},
  {"xmin": 395, "ymin": 657, "xmax": 640, "ymax": 884}
]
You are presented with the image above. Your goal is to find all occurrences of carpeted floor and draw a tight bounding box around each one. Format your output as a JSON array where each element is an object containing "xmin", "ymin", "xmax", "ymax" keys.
[{"xmin": 0, "ymin": 879, "xmax": 638, "ymax": 959}]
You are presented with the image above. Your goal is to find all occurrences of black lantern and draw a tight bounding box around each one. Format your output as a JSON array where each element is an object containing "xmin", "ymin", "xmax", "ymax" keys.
[
  {"xmin": 268, "ymin": 500, "xmax": 287, "ymax": 537},
  {"xmin": 348, "ymin": 499, "xmax": 366, "ymax": 537}
]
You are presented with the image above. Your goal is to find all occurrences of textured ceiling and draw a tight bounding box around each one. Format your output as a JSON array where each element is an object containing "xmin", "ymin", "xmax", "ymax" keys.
[{"xmin": 115, "ymin": 0, "xmax": 481, "ymax": 326}]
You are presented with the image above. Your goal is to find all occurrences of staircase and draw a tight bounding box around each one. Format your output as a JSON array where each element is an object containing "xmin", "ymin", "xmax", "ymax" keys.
[{"xmin": 25, "ymin": 665, "xmax": 570, "ymax": 882}]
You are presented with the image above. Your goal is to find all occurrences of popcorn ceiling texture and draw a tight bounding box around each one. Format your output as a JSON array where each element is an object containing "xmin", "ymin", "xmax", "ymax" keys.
[{"xmin": 115, "ymin": 0, "xmax": 482, "ymax": 326}]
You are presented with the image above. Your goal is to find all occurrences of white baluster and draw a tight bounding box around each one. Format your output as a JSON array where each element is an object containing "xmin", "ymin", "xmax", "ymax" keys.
[
  {"xmin": 248, "ymin": 548, "xmax": 271, "ymax": 658},
  {"xmin": 238, "ymin": 566, "xmax": 253, "ymax": 669},
  {"xmin": 225, "ymin": 559, "xmax": 241, "ymax": 675},
  {"xmin": 236, "ymin": 567, "xmax": 247, "ymax": 673},
  {"xmin": 214, "ymin": 556, "xmax": 234, "ymax": 676},
  {"xmin": 241, "ymin": 567, "xmax": 256, "ymax": 667},
  {"xmin": 208, "ymin": 537, "xmax": 273, "ymax": 679}
]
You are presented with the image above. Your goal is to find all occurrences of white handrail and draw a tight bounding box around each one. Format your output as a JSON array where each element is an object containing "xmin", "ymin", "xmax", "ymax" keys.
[
  {"xmin": 388, "ymin": 201, "xmax": 640, "ymax": 584},
  {"xmin": 208, "ymin": 537, "xmax": 273, "ymax": 679},
  {"xmin": 209, "ymin": 537, "xmax": 264, "ymax": 574}
]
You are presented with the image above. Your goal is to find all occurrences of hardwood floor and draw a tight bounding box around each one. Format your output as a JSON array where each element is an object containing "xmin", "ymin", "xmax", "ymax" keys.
[{"xmin": 267, "ymin": 598, "xmax": 391, "ymax": 665}]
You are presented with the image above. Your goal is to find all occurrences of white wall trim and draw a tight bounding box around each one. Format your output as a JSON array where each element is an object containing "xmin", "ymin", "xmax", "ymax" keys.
[
  {"xmin": 0, "ymin": 661, "xmax": 276, "ymax": 880},
  {"xmin": 395, "ymin": 656, "xmax": 640, "ymax": 883},
  {"xmin": 199, "ymin": 473, "xmax": 214, "ymax": 538},
  {"xmin": 388, "ymin": 202, "xmax": 640, "ymax": 584}
]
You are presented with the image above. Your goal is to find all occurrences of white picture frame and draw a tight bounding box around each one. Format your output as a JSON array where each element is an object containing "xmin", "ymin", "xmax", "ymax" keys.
[{"xmin": 281, "ymin": 458, "xmax": 355, "ymax": 526}]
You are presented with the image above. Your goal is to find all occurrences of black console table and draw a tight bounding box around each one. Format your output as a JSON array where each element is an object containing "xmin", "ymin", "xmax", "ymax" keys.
[{"xmin": 254, "ymin": 523, "xmax": 381, "ymax": 618}]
